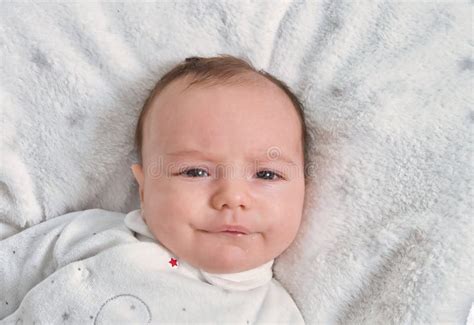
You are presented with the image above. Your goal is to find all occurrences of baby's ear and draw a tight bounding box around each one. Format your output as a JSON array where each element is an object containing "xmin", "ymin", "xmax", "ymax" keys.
[{"xmin": 131, "ymin": 164, "xmax": 145, "ymax": 205}]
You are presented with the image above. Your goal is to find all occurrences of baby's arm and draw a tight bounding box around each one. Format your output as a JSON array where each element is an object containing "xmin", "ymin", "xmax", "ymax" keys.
[
  {"xmin": 0, "ymin": 209, "xmax": 135, "ymax": 318},
  {"xmin": 0, "ymin": 211, "xmax": 81, "ymax": 318}
]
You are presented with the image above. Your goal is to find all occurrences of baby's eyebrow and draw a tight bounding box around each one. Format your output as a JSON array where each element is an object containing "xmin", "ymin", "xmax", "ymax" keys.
[{"xmin": 165, "ymin": 149, "xmax": 297, "ymax": 165}]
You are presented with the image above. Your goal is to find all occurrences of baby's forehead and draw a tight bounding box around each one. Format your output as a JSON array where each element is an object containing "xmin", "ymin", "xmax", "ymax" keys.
[
  {"xmin": 152, "ymin": 76, "xmax": 292, "ymax": 121},
  {"xmin": 140, "ymin": 72, "xmax": 304, "ymax": 154},
  {"xmin": 149, "ymin": 79, "xmax": 295, "ymax": 128}
]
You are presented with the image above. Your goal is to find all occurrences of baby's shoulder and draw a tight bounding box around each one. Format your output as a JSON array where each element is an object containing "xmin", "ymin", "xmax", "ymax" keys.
[
  {"xmin": 59, "ymin": 208, "xmax": 128, "ymax": 233},
  {"xmin": 2, "ymin": 208, "xmax": 138, "ymax": 268},
  {"xmin": 53, "ymin": 209, "xmax": 137, "ymax": 266},
  {"xmin": 267, "ymin": 278, "xmax": 295, "ymax": 298},
  {"xmin": 259, "ymin": 279, "xmax": 304, "ymax": 324}
]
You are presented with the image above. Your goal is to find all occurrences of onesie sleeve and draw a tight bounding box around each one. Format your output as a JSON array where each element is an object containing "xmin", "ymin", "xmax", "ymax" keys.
[
  {"xmin": 0, "ymin": 209, "xmax": 135, "ymax": 319},
  {"xmin": 0, "ymin": 211, "xmax": 81, "ymax": 318}
]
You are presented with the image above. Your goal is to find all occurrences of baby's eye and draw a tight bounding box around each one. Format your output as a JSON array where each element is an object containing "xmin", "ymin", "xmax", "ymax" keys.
[
  {"xmin": 256, "ymin": 170, "xmax": 283, "ymax": 181},
  {"xmin": 179, "ymin": 168, "xmax": 209, "ymax": 178}
]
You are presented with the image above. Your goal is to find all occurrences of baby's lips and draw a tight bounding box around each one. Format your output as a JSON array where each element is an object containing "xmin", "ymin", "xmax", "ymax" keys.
[{"xmin": 210, "ymin": 224, "xmax": 251, "ymax": 235}]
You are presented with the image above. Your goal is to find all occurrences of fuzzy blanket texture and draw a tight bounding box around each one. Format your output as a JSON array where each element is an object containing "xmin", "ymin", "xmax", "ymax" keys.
[{"xmin": 0, "ymin": 1, "xmax": 472, "ymax": 324}]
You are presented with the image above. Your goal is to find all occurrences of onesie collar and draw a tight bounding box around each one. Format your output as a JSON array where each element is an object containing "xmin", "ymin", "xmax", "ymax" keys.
[{"xmin": 124, "ymin": 209, "xmax": 274, "ymax": 291}]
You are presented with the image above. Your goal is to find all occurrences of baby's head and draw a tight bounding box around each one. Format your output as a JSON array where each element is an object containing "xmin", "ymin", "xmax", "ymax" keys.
[{"xmin": 131, "ymin": 55, "xmax": 309, "ymax": 274}]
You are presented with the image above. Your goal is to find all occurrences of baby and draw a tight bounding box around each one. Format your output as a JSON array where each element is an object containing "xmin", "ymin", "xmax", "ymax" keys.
[{"xmin": 0, "ymin": 55, "xmax": 309, "ymax": 323}]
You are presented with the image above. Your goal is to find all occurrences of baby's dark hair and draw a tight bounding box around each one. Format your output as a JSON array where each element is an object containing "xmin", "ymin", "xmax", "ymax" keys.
[{"xmin": 135, "ymin": 54, "xmax": 311, "ymax": 175}]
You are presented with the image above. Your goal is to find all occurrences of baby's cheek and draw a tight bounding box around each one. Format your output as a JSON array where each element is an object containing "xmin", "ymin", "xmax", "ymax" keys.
[
  {"xmin": 153, "ymin": 197, "xmax": 194, "ymax": 227},
  {"xmin": 269, "ymin": 214, "xmax": 300, "ymax": 248}
]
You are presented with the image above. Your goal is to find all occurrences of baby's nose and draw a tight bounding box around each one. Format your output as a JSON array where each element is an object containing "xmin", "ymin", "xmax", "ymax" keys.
[{"xmin": 211, "ymin": 179, "xmax": 252, "ymax": 211}]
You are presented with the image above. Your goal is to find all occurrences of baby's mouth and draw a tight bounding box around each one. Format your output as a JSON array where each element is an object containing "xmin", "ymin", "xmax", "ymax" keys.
[
  {"xmin": 219, "ymin": 230, "xmax": 247, "ymax": 236},
  {"xmin": 210, "ymin": 225, "xmax": 251, "ymax": 235},
  {"xmin": 222, "ymin": 230, "xmax": 246, "ymax": 234},
  {"xmin": 199, "ymin": 229, "xmax": 249, "ymax": 237}
]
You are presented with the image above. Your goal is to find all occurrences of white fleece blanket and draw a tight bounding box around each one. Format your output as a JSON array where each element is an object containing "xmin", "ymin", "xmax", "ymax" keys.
[
  {"xmin": 0, "ymin": 209, "xmax": 304, "ymax": 323},
  {"xmin": 0, "ymin": 1, "xmax": 472, "ymax": 324}
]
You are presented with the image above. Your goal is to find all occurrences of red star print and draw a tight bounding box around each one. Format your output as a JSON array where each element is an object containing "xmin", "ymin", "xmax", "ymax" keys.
[{"xmin": 169, "ymin": 258, "xmax": 178, "ymax": 267}]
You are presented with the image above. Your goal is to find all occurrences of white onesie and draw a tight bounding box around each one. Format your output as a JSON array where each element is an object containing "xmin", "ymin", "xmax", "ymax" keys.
[{"xmin": 0, "ymin": 209, "xmax": 304, "ymax": 324}]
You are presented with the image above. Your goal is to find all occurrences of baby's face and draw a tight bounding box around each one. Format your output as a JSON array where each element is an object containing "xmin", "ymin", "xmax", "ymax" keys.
[{"xmin": 132, "ymin": 75, "xmax": 305, "ymax": 273}]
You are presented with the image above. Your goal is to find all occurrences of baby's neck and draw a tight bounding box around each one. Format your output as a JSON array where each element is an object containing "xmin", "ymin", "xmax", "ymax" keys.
[{"xmin": 198, "ymin": 259, "xmax": 274, "ymax": 291}]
